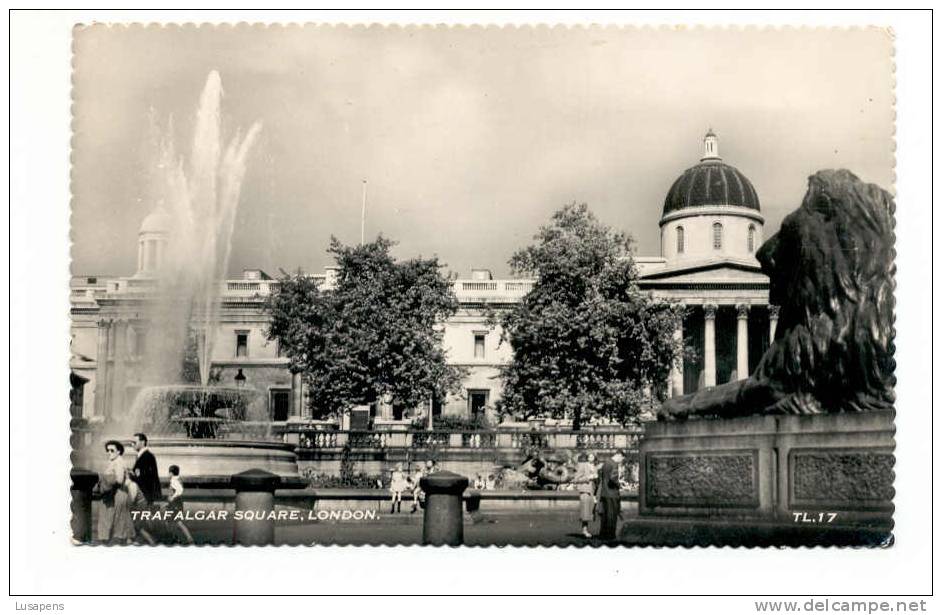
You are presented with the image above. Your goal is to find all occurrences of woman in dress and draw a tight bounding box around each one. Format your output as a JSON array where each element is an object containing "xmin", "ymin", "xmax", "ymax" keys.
[
  {"xmin": 572, "ymin": 453, "xmax": 598, "ymax": 538},
  {"xmin": 97, "ymin": 440, "xmax": 135, "ymax": 545}
]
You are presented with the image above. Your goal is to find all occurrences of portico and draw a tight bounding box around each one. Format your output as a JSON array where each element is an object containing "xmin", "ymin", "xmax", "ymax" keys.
[{"xmin": 636, "ymin": 131, "xmax": 775, "ymax": 396}]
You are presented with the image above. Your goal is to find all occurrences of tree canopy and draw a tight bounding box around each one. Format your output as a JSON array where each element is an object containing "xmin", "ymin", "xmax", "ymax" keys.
[
  {"xmin": 496, "ymin": 203, "xmax": 684, "ymax": 428},
  {"xmin": 266, "ymin": 236, "xmax": 464, "ymax": 418}
]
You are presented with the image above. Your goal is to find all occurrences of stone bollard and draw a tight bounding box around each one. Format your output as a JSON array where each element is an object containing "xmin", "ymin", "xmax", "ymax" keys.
[
  {"xmin": 231, "ymin": 469, "xmax": 281, "ymax": 546},
  {"xmin": 70, "ymin": 468, "xmax": 99, "ymax": 543},
  {"xmin": 420, "ymin": 471, "xmax": 469, "ymax": 546}
]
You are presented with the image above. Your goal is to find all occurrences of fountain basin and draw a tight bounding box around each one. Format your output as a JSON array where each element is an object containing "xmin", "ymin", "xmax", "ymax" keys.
[{"xmin": 75, "ymin": 437, "xmax": 300, "ymax": 478}]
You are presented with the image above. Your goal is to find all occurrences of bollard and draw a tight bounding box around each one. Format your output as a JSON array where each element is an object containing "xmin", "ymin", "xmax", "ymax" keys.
[
  {"xmin": 231, "ymin": 469, "xmax": 281, "ymax": 546},
  {"xmin": 420, "ymin": 471, "xmax": 469, "ymax": 546},
  {"xmin": 70, "ymin": 468, "xmax": 99, "ymax": 543}
]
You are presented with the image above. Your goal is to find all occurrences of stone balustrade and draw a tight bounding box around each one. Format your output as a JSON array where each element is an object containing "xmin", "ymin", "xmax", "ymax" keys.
[
  {"xmin": 451, "ymin": 279, "xmax": 535, "ymax": 303},
  {"xmin": 72, "ymin": 275, "xmax": 537, "ymax": 311},
  {"xmin": 289, "ymin": 428, "xmax": 640, "ymax": 452}
]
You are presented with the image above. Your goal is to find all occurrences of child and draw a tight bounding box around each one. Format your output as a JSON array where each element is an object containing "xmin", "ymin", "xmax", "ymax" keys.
[
  {"xmin": 166, "ymin": 465, "xmax": 194, "ymax": 544},
  {"xmin": 473, "ymin": 474, "xmax": 485, "ymax": 490},
  {"xmin": 389, "ymin": 463, "xmax": 407, "ymax": 514}
]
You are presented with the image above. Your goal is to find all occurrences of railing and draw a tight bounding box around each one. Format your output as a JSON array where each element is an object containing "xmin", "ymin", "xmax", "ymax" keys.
[
  {"xmin": 291, "ymin": 428, "xmax": 641, "ymax": 451},
  {"xmin": 452, "ymin": 279, "xmax": 536, "ymax": 302},
  {"xmin": 460, "ymin": 281, "xmax": 499, "ymax": 291},
  {"xmin": 412, "ymin": 431, "xmax": 451, "ymax": 448},
  {"xmin": 227, "ymin": 281, "xmax": 262, "ymax": 292},
  {"xmin": 504, "ymin": 281, "xmax": 534, "ymax": 292}
]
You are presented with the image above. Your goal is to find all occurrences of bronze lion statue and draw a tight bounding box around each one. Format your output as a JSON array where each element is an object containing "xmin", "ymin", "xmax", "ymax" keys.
[{"xmin": 659, "ymin": 169, "xmax": 895, "ymax": 421}]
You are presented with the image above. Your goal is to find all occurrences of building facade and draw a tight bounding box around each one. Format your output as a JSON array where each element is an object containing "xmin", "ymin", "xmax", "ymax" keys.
[{"xmin": 70, "ymin": 131, "xmax": 774, "ymax": 426}]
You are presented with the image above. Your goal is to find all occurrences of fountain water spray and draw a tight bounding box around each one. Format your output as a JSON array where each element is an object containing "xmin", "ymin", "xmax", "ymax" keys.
[
  {"xmin": 128, "ymin": 71, "xmax": 262, "ymax": 432},
  {"xmin": 79, "ymin": 73, "xmax": 300, "ymax": 477}
]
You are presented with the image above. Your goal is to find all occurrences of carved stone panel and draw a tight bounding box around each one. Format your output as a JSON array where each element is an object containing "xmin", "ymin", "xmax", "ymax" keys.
[
  {"xmin": 645, "ymin": 450, "xmax": 759, "ymax": 508},
  {"xmin": 789, "ymin": 448, "xmax": 895, "ymax": 511}
]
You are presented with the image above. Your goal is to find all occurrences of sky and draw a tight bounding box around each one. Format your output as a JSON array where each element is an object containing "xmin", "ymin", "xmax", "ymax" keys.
[{"xmin": 70, "ymin": 25, "xmax": 895, "ymax": 279}]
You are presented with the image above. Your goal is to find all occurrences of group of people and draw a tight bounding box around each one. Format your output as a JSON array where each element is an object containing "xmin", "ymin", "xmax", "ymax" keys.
[
  {"xmin": 472, "ymin": 474, "xmax": 497, "ymax": 490},
  {"xmin": 387, "ymin": 460, "xmax": 438, "ymax": 514},
  {"xmin": 572, "ymin": 450, "xmax": 626, "ymax": 540},
  {"xmin": 384, "ymin": 451, "xmax": 627, "ymax": 541},
  {"xmin": 96, "ymin": 433, "xmax": 191, "ymax": 545}
]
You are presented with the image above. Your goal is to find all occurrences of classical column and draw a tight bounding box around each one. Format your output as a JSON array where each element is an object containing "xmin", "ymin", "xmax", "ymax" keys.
[
  {"xmin": 94, "ymin": 319, "xmax": 111, "ymax": 417},
  {"xmin": 768, "ymin": 305, "xmax": 781, "ymax": 343},
  {"xmin": 110, "ymin": 319, "xmax": 128, "ymax": 420},
  {"xmin": 670, "ymin": 313, "xmax": 684, "ymax": 398},
  {"xmin": 736, "ymin": 304, "xmax": 750, "ymax": 381},
  {"xmin": 292, "ymin": 372, "xmax": 305, "ymax": 419},
  {"xmin": 703, "ymin": 304, "xmax": 717, "ymax": 388}
]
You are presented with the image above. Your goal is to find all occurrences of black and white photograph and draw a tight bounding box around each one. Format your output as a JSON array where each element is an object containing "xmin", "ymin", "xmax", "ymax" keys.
[
  {"xmin": 6, "ymin": 8, "xmax": 936, "ymax": 603},
  {"xmin": 63, "ymin": 23, "xmax": 898, "ymax": 548}
]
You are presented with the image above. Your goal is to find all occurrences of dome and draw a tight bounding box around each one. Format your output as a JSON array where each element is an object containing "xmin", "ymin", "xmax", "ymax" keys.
[
  {"xmin": 662, "ymin": 132, "xmax": 760, "ymax": 217},
  {"xmin": 139, "ymin": 207, "xmax": 171, "ymax": 234}
]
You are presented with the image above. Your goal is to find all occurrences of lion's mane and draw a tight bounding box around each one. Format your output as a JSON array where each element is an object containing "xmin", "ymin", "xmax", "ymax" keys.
[{"xmin": 751, "ymin": 169, "xmax": 895, "ymax": 414}]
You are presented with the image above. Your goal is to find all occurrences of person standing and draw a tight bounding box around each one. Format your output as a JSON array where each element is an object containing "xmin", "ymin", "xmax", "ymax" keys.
[
  {"xmin": 130, "ymin": 433, "xmax": 160, "ymax": 544},
  {"xmin": 131, "ymin": 433, "xmax": 162, "ymax": 504},
  {"xmin": 97, "ymin": 440, "xmax": 135, "ymax": 544},
  {"xmin": 166, "ymin": 465, "xmax": 194, "ymax": 544},
  {"xmin": 389, "ymin": 463, "xmax": 408, "ymax": 513},
  {"xmin": 573, "ymin": 453, "xmax": 598, "ymax": 538},
  {"xmin": 595, "ymin": 450, "xmax": 625, "ymax": 541}
]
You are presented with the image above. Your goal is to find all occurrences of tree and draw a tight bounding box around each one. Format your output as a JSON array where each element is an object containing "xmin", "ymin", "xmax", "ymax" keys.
[
  {"xmin": 266, "ymin": 236, "xmax": 465, "ymax": 419},
  {"xmin": 496, "ymin": 203, "xmax": 684, "ymax": 429}
]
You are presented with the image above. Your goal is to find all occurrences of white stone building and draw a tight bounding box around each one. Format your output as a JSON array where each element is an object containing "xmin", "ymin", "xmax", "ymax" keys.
[{"xmin": 70, "ymin": 131, "xmax": 774, "ymax": 425}]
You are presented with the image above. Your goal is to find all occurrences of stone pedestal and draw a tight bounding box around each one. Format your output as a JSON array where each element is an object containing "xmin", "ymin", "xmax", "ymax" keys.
[
  {"xmin": 639, "ymin": 412, "xmax": 894, "ymax": 526},
  {"xmin": 420, "ymin": 471, "xmax": 469, "ymax": 546},
  {"xmin": 70, "ymin": 468, "xmax": 99, "ymax": 543},
  {"xmin": 231, "ymin": 469, "xmax": 281, "ymax": 546}
]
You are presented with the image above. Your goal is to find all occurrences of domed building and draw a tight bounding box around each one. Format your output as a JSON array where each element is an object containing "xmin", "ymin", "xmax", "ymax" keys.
[
  {"xmin": 636, "ymin": 131, "xmax": 776, "ymax": 397},
  {"xmin": 70, "ymin": 129, "xmax": 777, "ymax": 426},
  {"xmin": 135, "ymin": 206, "xmax": 170, "ymax": 276},
  {"xmin": 660, "ymin": 129, "xmax": 764, "ymax": 265}
]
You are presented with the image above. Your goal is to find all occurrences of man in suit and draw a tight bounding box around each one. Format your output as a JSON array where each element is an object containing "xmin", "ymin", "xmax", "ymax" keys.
[
  {"xmin": 132, "ymin": 433, "xmax": 162, "ymax": 504},
  {"xmin": 595, "ymin": 450, "xmax": 625, "ymax": 541}
]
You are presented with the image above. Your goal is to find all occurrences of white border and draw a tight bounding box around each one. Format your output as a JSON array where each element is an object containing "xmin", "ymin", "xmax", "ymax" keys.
[{"xmin": 6, "ymin": 8, "xmax": 934, "ymax": 604}]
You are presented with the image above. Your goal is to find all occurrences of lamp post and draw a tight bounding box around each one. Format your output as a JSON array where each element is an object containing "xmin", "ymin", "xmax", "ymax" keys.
[{"xmin": 234, "ymin": 368, "xmax": 246, "ymax": 388}]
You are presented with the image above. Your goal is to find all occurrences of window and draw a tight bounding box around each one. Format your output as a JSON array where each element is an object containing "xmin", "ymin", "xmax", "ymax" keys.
[
  {"xmin": 129, "ymin": 327, "xmax": 146, "ymax": 358},
  {"xmin": 748, "ymin": 225, "xmax": 756, "ymax": 252},
  {"xmin": 713, "ymin": 223, "xmax": 723, "ymax": 249},
  {"xmin": 473, "ymin": 333, "xmax": 486, "ymax": 359},
  {"xmin": 236, "ymin": 331, "xmax": 249, "ymax": 358},
  {"xmin": 676, "ymin": 226, "xmax": 685, "ymax": 254},
  {"xmin": 270, "ymin": 389, "xmax": 291, "ymax": 421}
]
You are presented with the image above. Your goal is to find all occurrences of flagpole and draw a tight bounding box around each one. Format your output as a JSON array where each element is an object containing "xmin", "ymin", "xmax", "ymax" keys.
[{"xmin": 360, "ymin": 179, "xmax": 367, "ymax": 245}]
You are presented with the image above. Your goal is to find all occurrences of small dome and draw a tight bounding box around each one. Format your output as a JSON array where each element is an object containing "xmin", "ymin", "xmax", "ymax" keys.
[
  {"xmin": 662, "ymin": 131, "xmax": 761, "ymax": 217},
  {"xmin": 139, "ymin": 207, "xmax": 171, "ymax": 234}
]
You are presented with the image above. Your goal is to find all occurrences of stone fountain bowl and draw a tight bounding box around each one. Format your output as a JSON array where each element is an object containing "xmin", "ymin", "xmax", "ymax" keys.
[{"xmin": 74, "ymin": 437, "xmax": 300, "ymax": 479}]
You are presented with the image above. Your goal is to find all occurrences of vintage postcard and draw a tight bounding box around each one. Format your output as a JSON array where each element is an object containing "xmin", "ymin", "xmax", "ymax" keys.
[{"xmin": 68, "ymin": 24, "xmax": 896, "ymax": 547}]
